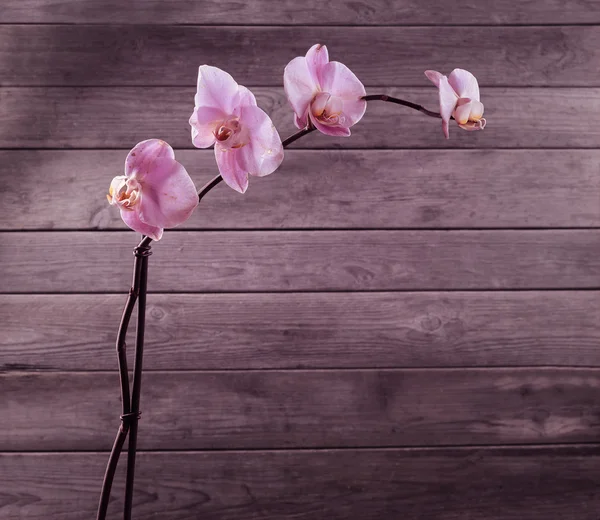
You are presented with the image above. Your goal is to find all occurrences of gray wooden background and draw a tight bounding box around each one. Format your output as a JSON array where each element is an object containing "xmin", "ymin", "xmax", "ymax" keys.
[{"xmin": 1, "ymin": 1, "xmax": 600, "ymax": 519}]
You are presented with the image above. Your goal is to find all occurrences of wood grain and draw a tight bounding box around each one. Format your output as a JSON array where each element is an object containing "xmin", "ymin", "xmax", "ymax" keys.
[
  {"xmin": 1, "ymin": 26, "xmax": 598, "ymax": 87},
  {"xmin": 2, "ymin": 230, "xmax": 599, "ymax": 293},
  {"xmin": 2, "ymin": 87, "xmax": 598, "ymax": 149},
  {"xmin": 3, "ymin": 368, "xmax": 600, "ymax": 450},
  {"xmin": 3, "ymin": 150, "xmax": 600, "ymax": 231},
  {"xmin": 2, "ymin": 292, "xmax": 599, "ymax": 371},
  {"xmin": 2, "ymin": 0, "xmax": 599, "ymax": 24},
  {"xmin": 1, "ymin": 447, "xmax": 600, "ymax": 519}
]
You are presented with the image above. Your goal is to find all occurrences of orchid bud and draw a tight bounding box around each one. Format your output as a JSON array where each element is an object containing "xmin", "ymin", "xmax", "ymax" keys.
[{"xmin": 424, "ymin": 68, "xmax": 486, "ymax": 139}]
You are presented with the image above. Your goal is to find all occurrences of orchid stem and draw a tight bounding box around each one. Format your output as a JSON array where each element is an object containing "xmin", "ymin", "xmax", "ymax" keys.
[
  {"xmin": 362, "ymin": 94, "xmax": 442, "ymax": 119},
  {"xmin": 95, "ymin": 241, "xmax": 151, "ymax": 520},
  {"xmin": 124, "ymin": 243, "xmax": 151, "ymax": 520}
]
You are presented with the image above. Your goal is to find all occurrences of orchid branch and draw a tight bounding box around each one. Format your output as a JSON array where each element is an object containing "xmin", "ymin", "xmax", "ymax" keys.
[{"xmin": 362, "ymin": 94, "xmax": 443, "ymax": 119}]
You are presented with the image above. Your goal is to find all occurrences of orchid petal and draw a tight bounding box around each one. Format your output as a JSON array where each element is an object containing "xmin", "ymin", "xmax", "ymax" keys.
[
  {"xmin": 318, "ymin": 61, "xmax": 366, "ymax": 128},
  {"xmin": 194, "ymin": 65, "xmax": 240, "ymax": 114},
  {"xmin": 448, "ymin": 69, "xmax": 480, "ymax": 101},
  {"xmin": 453, "ymin": 99, "xmax": 473, "ymax": 125},
  {"xmin": 424, "ymin": 70, "xmax": 444, "ymax": 88},
  {"xmin": 189, "ymin": 106, "xmax": 227, "ymax": 148},
  {"xmin": 138, "ymin": 158, "xmax": 198, "ymax": 229},
  {"xmin": 437, "ymin": 76, "xmax": 459, "ymax": 139},
  {"xmin": 125, "ymin": 139, "xmax": 175, "ymax": 179},
  {"xmin": 283, "ymin": 56, "xmax": 318, "ymax": 129},
  {"xmin": 236, "ymin": 85, "xmax": 258, "ymax": 109},
  {"xmin": 238, "ymin": 105, "xmax": 284, "ymax": 177},
  {"xmin": 308, "ymin": 111, "xmax": 352, "ymax": 137},
  {"xmin": 470, "ymin": 100, "xmax": 485, "ymax": 121},
  {"xmin": 215, "ymin": 146, "xmax": 249, "ymax": 194},
  {"xmin": 120, "ymin": 208, "xmax": 163, "ymax": 241},
  {"xmin": 305, "ymin": 43, "xmax": 329, "ymax": 86},
  {"xmin": 458, "ymin": 118, "xmax": 486, "ymax": 131}
]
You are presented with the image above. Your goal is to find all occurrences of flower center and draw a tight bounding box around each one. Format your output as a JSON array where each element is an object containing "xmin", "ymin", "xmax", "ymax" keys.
[
  {"xmin": 107, "ymin": 176, "xmax": 141, "ymax": 210},
  {"xmin": 214, "ymin": 117, "xmax": 249, "ymax": 149},
  {"xmin": 310, "ymin": 92, "xmax": 345, "ymax": 126}
]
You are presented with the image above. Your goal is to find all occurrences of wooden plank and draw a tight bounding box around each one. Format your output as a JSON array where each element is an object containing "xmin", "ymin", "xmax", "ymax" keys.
[
  {"xmin": 3, "ymin": 369, "xmax": 600, "ymax": 450},
  {"xmin": 2, "ymin": 0, "xmax": 599, "ymax": 25},
  {"xmin": 2, "ymin": 292, "xmax": 599, "ymax": 371},
  {"xmin": 0, "ymin": 26, "xmax": 598, "ymax": 87},
  {"xmin": 1, "ymin": 231, "xmax": 599, "ymax": 293},
  {"xmin": 2, "ymin": 87, "xmax": 597, "ymax": 149},
  {"xmin": 3, "ymin": 150, "xmax": 600, "ymax": 231},
  {"xmin": 1, "ymin": 447, "xmax": 599, "ymax": 519}
]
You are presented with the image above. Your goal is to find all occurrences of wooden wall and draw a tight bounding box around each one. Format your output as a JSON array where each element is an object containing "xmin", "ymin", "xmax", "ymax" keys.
[{"xmin": 1, "ymin": 1, "xmax": 600, "ymax": 518}]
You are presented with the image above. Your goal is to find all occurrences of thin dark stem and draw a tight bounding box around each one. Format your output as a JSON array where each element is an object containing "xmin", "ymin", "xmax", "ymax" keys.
[
  {"xmin": 96, "ymin": 249, "xmax": 145, "ymax": 520},
  {"xmin": 362, "ymin": 94, "xmax": 442, "ymax": 119},
  {"xmin": 124, "ymin": 244, "xmax": 151, "ymax": 519}
]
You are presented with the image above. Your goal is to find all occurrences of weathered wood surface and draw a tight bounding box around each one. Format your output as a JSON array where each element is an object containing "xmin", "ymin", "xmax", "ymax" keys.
[
  {"xmin": 2, "ymin": 0, "xmax": 599, "ymax": 25},
  {"xmin": 2, "ymin": 87, "xmax": 598, "ymax": 149},
  {"xmin": 1, "ymin": 26, "xmax": 598, "ymax": 87},
  {"xmin": 2, "ymin": 231, "xmax": 599, "ymax": 293},
  {"xmin": 3, "ymin": 150, "xmax": 600, "ymax": 231},
  {"xmin": 2, "ymin": 447, "xmax": 600, "ymax": 519},
  {"xmin": 2, "ymin": 368, "xmax": 600, "ymax": 450},
  {"xmin": 2, "ymin": 292, "xmax": 599, "ymax": 371}
]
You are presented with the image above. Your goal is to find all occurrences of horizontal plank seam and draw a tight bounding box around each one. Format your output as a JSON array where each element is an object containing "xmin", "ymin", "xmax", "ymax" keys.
[
  {"xmin": 0, "ymin": 20, "xmax": 600, "ymax": 29},
  {"xmin": 2, "ymin": 23, "xmax": 600, "ymax": 28},
  {"xmin": 3, "ymin": 288, "xmax": 600, "ymax": 295},
  {"xmin": 2, "ymin": 443, "xmax": 600, "ymax": 455},
  {"xmin": 3, "ymin": 227, "xmax": 600, "ymax": 232},
  {"xmin": 3, "ymin": 84, "xmax": 600, "ymax": 88},
  {"xmin": 3, "ymin": 367, "xmax": 600, "ymax": 374},
  {"xmin": 2, "ymin": 147, "xmax": 598, "ymax": 152}
]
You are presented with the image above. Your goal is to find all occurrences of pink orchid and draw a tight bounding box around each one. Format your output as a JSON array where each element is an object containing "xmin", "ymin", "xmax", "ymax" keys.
[
  {"xmin": 107, "ymin": 139, "xmax": 198, "ymax": 241},
  {"xmin": 189, "ymin": 65, "xmax": 284, "ymax": 194},
  {"xmin": 284, "ymin": 44, "xmax": 367, "ymax": 137},
  {"xmin": 424, "ymin": 68, "xmax": 486, "ymax": 139}
]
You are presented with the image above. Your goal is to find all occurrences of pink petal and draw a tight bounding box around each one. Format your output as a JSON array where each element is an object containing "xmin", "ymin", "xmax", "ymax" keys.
[
  {"xmin": 305, "ymin": 43, "xmax": 329, "ymax": 86},
  {"xmin": 319, "ymin": 61, "xmax": 366, "ymax": 101},
  {"xmin": 308, "ymin": 111, "xmax": 352, "ymax": 137},
  {"xmin": 318, "ymin": 61, "xmax": 366, "ymax": 127},
  {"xmin": 194, "ymin": 65, "xmax": 240, "ymax": 115},
  {"xmin": 125, "ymin": 139, "xmax": 175, "ymax": 179},
  {"xmin": 238, "ymin": 105, "xmax": 284, "ymax": 177},
  {"xmin": 138, "ymin": 157, "xmax": 199, "ymax": 229},
  {"xmin": 424, "ymin": 70, "xmax": 444, "ymax": 88},
  {"xmin": 453, "ymin": 98, "xmax": 473, "ymax": 125},
  {"xmin": 189, "ymin": 106, "xmax": 227, "ymax": 148},
  {"xmin": 236, "ymin": 85, "xmax": 257, "ymax": 109},
  {"xmin": 448, "ymin": 69, "xmax": 480, "ymax": 101},
  {"xmin": 437, "ymin": 75, "xmax": 459, "ymax": 139},
  {"xmin": 470, "ymin": 100, "xmax": 485, "ymax": 120},
  {"xmin": 283, "ymin": 56, "xmax": 318, "ymax": 129},
  {"xmin": 120, "ymin": 208, "xmax": 163, "ymax": 241},
  {"xmin": 215, "ymin": 146, "xmax": 249, "ymax": 194}
]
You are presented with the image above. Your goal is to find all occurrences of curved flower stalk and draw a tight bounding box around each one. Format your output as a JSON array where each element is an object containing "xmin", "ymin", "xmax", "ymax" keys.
[
  {"xmin": 101, "ymin": 49, "xmax": 489, "ymax": 520},
  {"xmin": 189, "ymin": 65, "xmax": 284, "ymax": 194},
  {"xmin": 107, "ymin": 139, "xmax": 199, "ymax": 240},
  {"xmin": 424, "ymin": 68, "xmax": 486, "ymax": 139},
  {"xmin": 284, "ymin": 43, "xmax": 367, "ymax": 136}
]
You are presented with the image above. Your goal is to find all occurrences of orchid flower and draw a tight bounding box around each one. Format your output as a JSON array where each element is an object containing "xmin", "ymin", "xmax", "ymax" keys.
[
  {"xmin": 284, "ymin": 44, "xmax": 367, "ymax": 137},
  {"xmin": 107, "ymin": 139, "xmax": 198, "ymax": 241},
  {"xmin": 424, "ymin": 68, "xmax": 486, "ymax": 139},
  {"xmin": 189, "ymin": 65, "xmax": 284, "ymax": 194}
]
